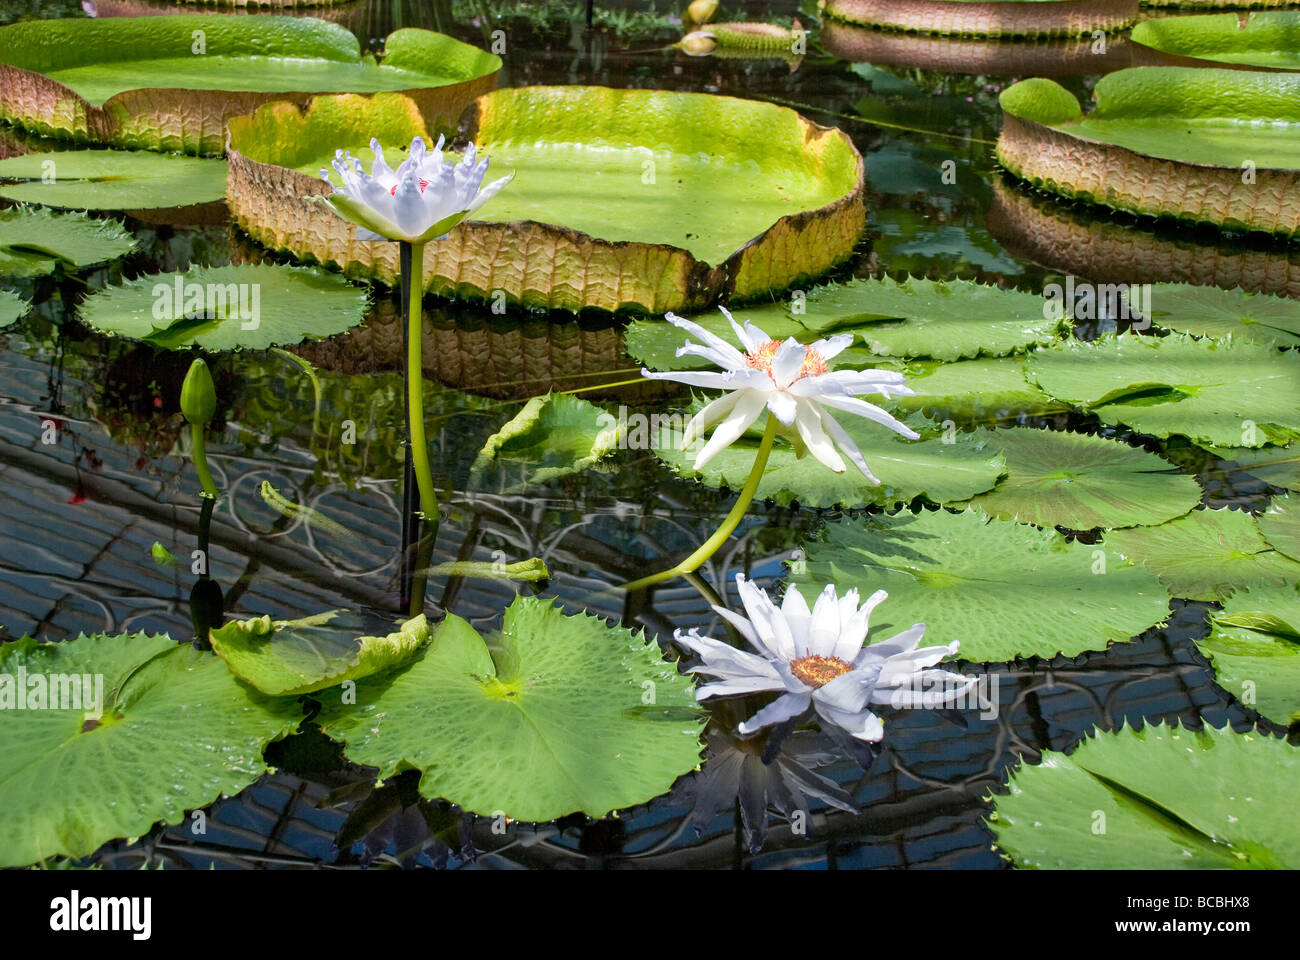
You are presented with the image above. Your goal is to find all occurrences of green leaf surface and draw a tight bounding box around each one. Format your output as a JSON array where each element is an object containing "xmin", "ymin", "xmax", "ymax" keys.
[
  {"xmin": 1259, "ymin": 495, "xmax": 1300, "ymax": 562},
  {"xmin": 470, "ymin": 392, "xmax": 622, "ymax": 492},
  {"xmin": 1106, "ymin": 507, "xmax": 1300, "ymax": 601},
  {"xmin": 0, "ymin": 150, "xmax": 227, "ymax": 209},
  {"xmin": 968, "ymin": 428, "xmax": 1203, "ymax": 530},
  {"xmin": 799, "ymin": 508, "xmax": 1171, "ymax": 662},
  {"xmin": 0, "ymin": 289, "xmax": 28, "ymax": 328},
  {"xmin": 316, "ymin": 597, "xmax": 703, "ymax": 821},
  {"xmin": 1201, "ymin": 443, "xmax": 1300, "ymax": 491},
  {"xmin": 1131, "ymin": 12, "xmax": 1300, "ymax": 72},
  {"xmin": 0, "ymin": 632, "xmax": 301, "ymax": 867},
  {"xmin": 78, "ymin": 263, "xmax": 368, "ymax": 351},
  {"xmin": 210, "ymin": 612, "xmax": 430, "ymax": 697},
  {"xmin": 1147, "ymin": 283, "xmax": 1300, "ymax": 347},
  {"xmin": 1199, "ymin": 585, "xmax": 1300, "ymax": 726},
  {"xmin": 653, "ymin": 412, "xmax": 1006, "ymax": 509},
  {"xmin": 1026, "ymin": 333, "xmax": 1300, "ymax": 448},
  {"xmin": 989, "ymin": 723, "xmax": 1297, "ymax": 869},
  {"xmin": 895, "ymin": 356, "xmax": 1070, "ymax": 422},
  {"xmin": 0, "ymin": 207, "xmax": 135, "ymax": 278}
]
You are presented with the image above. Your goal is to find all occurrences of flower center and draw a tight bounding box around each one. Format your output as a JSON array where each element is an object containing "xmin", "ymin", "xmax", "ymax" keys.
[
  {"xmin": 789, "ymin": 654, "xmax": 852, "ymax": 689},
  {"xmin": 744, "ymin": 339, "xmax": 828, "ymax": 384},
  {"xmin": 390, "ymin": 178, "xmax": 430, "ymax": 196}
]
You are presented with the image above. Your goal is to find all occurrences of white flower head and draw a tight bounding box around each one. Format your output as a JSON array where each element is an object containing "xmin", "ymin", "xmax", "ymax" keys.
[
  {"xmin": 315, "ymin": 135, "xmax": 512, "ymax": 244},
  {"xmin": 641, "ymin": 307, "xmax": 919, "ymax": 483},
  {"xmin": 675, "ymin": 575, "xmax": 974, "ymax": 742}
]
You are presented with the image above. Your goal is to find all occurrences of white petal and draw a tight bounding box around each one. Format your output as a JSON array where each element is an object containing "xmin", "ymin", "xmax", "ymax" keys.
[
  {"xmin": 816, "ymin": 393, "xmax": 921, "ymax": 440},
  {"xmin": 662, "ymin": 312, "xmax": 747, "ymax": 369},
  {"xmin": 766, "ymin": 389, "xmax": 798, "ymax": 426},
  {"xmin": 831, "ymin": 589, "xmax": 887, "ymax": 662},
  {"xmin": 814, "ymin": 700, "xmax": 885, "ymax": 741},
  {"xmin": 719, "ymin": 305, "xmax": 757, "ymax": 353},
  {"xmin": 693, "ymin": 391, "xmax": 767, "ymax": 469},
  {"xmin": 779, "ymin": 584, "xmax": 813, "ymax": 658},
  {"xmin": 792, "ymin": 400, "xmax": 846, "ymax": 473},
  {"xmin": 681, "ymin": 390, "xmax": 742, "ymax": 449},
  {"xmin": 770, "ymin": 338, "xmax": 807, "ymax": 389},
  {"xmin": 856, "ymin": 623, "xmax": 929, "ymax": 667},
  {"xmin": 640, "ymin": 368, "xmax": 737, "ymax": 390},
  {"xmin": 737, "ymin": 692, "xmax": 812, "ymax": 735},
  {"xmin": 817, "ymin": 407, "xmax": 880, "ymax": 483},
  {"xmin": 807, "ymin": 333, "xmax": 855, "ymax": 361},
  {"xmin": 736, "ymin": 574, "xmax": 797, "ymax": 662}
]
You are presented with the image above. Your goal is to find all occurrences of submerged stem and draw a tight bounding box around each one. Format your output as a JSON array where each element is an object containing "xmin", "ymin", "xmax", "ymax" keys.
[
  {"xmin": 622, "ymin": 414, "xmax": 778, "ymax": 592},
  {"xmin": 190, "ymin": 422, "xmax": 219, "ymax": 499}
]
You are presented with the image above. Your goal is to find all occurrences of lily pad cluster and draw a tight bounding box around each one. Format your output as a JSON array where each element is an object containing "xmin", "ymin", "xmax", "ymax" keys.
[{"xmin": 0, "ymin": 206, "xmax": 136, "ymax": 277}]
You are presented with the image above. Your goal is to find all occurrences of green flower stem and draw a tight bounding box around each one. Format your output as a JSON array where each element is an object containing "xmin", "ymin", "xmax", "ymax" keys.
[
  {"xmin": 190, "ymin": 422, "xmax": 219, "ymax": 499},
  {"xmin": 403, "ymin": 241, "xmax": 438, "ymax": 524},
  {"xmin": 623, "ymin": 413, "xmax": 778, "ymax": 593}
]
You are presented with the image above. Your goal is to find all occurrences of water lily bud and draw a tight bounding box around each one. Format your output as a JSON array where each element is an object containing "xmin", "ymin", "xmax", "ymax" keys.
[
  {"xmin": 686, "ymin": 0, "xmax": 719, "ymax": 25},
  {"xmin": 180, "ymin": 357, "xmax": 217, "ymax": 426},
  {"xmin": 678, "ymin": 31, "xmax": 717, "ymax": 56}
]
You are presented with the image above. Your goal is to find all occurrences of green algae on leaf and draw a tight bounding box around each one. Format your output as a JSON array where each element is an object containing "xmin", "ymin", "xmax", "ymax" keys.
[
  {"xmin": 968, "ymin": 428, "xmax": 1203, "ymax": 530},
  {"xmin": 989, "ymin": 722, "xmax": 1298, "ymax": 869},
  {"xmin": 0, "ymin": 632, "xmax": 301, "ymax": 868},
  {"xmin": 798, "ymin": 507, "xmax": 1170, "ymax": 662},
  {"xmin": 1106, "ymin": 506, "xmax": 1300, "ymax": 601},
  {"xmin": 78, "ymin": 263, "xmax": 368, "ymax": 352},
  {"xmin": 316, "ymin": 597, "xmax": 703, "ymax": 822},
  {"xmin": 209, "ymin": 612, "xmax": 431, "ymax": 697}
]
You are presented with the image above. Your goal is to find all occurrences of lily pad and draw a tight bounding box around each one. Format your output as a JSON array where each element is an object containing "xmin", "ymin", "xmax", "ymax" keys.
[
  {"xmin": 1201, "ymin": 443, "xmax": 1300, "ymax": 491},
  {"xmin": 1131, "ymin": 12, "xmax": 1300, "ymax": 72},
  {"xmin": 0, "ymin": 290, "xmax": 29, "ymax": 327},
  {"xmin": 316, "ymin": 597, "xmax": 704, "ymax": 822},
  {"xmin": 1259, "ymin": 495, "xmax": 1300, "ymax": 561},
  {"xmin": 0, "ymin": 206, "xmax": 136, "ymax": 277},
  {"xmin": 1106, "ymin": 506, "xmax": 1300, "ymax": 601},
  {"xmin": 1026, "ymin": 333, "xmax": 1300, "ymax": 448},
  {"xmin": 225, "ymin": 87, "xmax": 866, "ymax": 313},
  {"xmin": 998, "ymin": 68, "xmax": 1300, "ymax": 236},
  {"xmin": 968, "ymin": 428, "xmax": 1203, "ymax": 530},
  {"xmin": 798, "ymin": 507, "xmax": 1171, "ymax": 662},
  {"xmin": 0, "ymin": 17, "xmax": 500, "ymax": 155},
  {"xmin": 0, "ymin": 149, "xmax": 227, "ymax": 210},
  {"xmin": 894, "ymin": 357, "xmax": 1070, "ymax": 422},
  {"xmin": 209, "ymin": 612, "xmax": 431, "ymax": 697},
  {"xmin": 820, "ymin": 0, "xmax": 1139, "ymax": 38},
  {"xmin": 78, "ymin": 263, "xmax": 369, "ymax": 351},
  {"xmin": 470, "ymin": 392, "xmax": 623, "ymax": 493},
  {"xmin": 1146, "ymin": 283, "xmax": 1300, "ymax": 347},
  {"xmin": 989, "ymin": 722, "xmax": 1297, "ymax": 869},
  {"xmin": 1198, "ymin": 585, "xmax": 1300, "ymax": 726},
  {"xmin": 0, "ymin": 631, "xmax": 301, "ymax": 867},
  {"xmin": 653, "ymin": 411, "xmax": 1007, "ymax": 509}
]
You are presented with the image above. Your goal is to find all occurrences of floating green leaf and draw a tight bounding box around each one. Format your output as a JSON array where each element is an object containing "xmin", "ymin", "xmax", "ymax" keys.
[
  {"xmin": 798, "ymin": 507, "xmax": 1170, "ymax": 662},
  {"xmin": 0, "ymin": 150, "xmax": 227, "ymax": 209},
  {"xmin": 316, "ymin": 597, "xmax": 703, "ymax": 822},
  {"xmin": 0, "ymin": 632, "xmax": 301, "ymax": 867},
  {"xmin": 653, "ymin": 412, "xmax": 1006, "ymax": 509},
  {"xmin": 470, "ymin": 392, "xmax": 622, "ymax": 492},
  {"xmin": 1147, "ymin": 283, "xmax": 1300, "ymax": 347},
  {"xmin": 1259, "ymin": 495, "xmax": 1300, "ymax": 563},
  {"xmin": 78, "ymin": 263, "xmax": 368, "ymax": 351},
  {"xmin": 1106, "ymin": 507, "xmax": 1300, "ymax": 601},
  {"xmin": 209, "ymin": 612, "xmax": 430, "ymax": 697},
  {"xmin": 895, "ymin": 357, "xmax": 1070, "ymax": 423},
  {"xmin": 1027, "ymin": 333, "xmax": 1300, "ymax": 448},
  {"xmin": 989, "ymin": 723, "xmax": 1297, "ymax": 869},
  {"xmin": 968, "ymin": 428, "xmax": 1202, "ymax": 530},
  {"xmin": 0, "ymin": 290, "xmax": 27, "ymax": 328},
  {"xmin": 1201, "ymin": 443, "xmax": 1300, "ymax": 492},
  {"xmin": 1199, "ymin": 585, "xmax": 1300, "ymax": 727},
  {"xmin": 0, "ymin": 207, "xmax": 136, "ymax": 278}
]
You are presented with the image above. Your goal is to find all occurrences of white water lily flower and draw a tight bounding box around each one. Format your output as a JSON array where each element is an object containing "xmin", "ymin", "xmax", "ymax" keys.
[
  {"xmin": 675, "ymin": 575, "xmax": 975, "ymax": 742},
  {"xmin": 316, "ymin": 135, "xmax": 512, "ymax": 244},
  {"xmin": 641, "ymin": 308, "xmax": 918, "ymax": 483}
]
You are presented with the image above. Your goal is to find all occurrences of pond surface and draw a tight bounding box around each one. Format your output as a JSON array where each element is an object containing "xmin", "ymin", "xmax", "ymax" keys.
[{"xmin": 0, "ymin": 0, "xmax": 1289, "ymax": 869}]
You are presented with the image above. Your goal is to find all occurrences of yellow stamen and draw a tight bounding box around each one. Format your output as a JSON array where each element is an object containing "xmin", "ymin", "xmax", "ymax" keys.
[
  {"xmin": 789, "ymin": 654, "xmax": 852, "ymax": 689},
  {"xmin": 744, "ymin": 340, "xmax": 828, "ymax": 383}
]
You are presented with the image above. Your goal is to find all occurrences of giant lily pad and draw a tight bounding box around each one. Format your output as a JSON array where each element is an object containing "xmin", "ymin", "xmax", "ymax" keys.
[
  {"xmin": 209, "ymin": 612, "xmax": 430, "ymax": 696},
  {"xmin": 316, "ymin": 597, "xmax": 704, "ymax": 821},
  {"xmin": 820, "ymin": 0, "xmax": 1139, "ymax": 38},
  {"xmin": 1259, "ymin": 495, "xmax": 1300, "ymax": 561},
  {"xmin": 470, "ymin": 392, "xmax": 623, "ymax": 493},
  {"xmin": 0, "ymin": 206, "xmax": 135, "ymax": 277},
  {"xmin": 1145, "ymin": 283, "xmax": 1300, "ymax": 347},
  {"xmin": 894, "ymin": 357, "xmax": 1070, "ymax": 422},
  {"xmin": 0, "ymin": 631, "xmax": 301, "ymax": 867},
  {"xmin": 989, "ymin": 722, "xmax": 1297, "ymax": 869},
  {"xmin": 1026, "ymin": 333, "xmax": 1300, "ymax": 448},
  {"xmin": 998, "ymin": 68, "xmax": 1300, "ymax": 237},
  {"xmin": 78, "ymin": 263, "xmax": 369, "ymax": 351},
  {"xmin": 798, "ymin": 507, "xmax": 1171, "ymax": 662},
  {"xmin": 653, "ymin": 412, "xmax": 1007, "ymax": 509},
  {"xmin": 0, "ymin": 17, "xmax": 500, "ymax": 155},
  {"xmin": 225, "ymin": 87, "xmax": 866, "ymax": 313},
  {"xmin": 0, "ymin": 149, "xmax": 227, "ymax": 209},
  {"xmin": 1131, "ymin": 12, "xmax": 1300, "ymax": 72},
  {"xmin": 1200, "ymin": 443, "xmax": 1300, "ymax": 491},
  {"xmin": 1106, "ymin": 506, "xmax": 1300, "ymax": 601},
  {"xmin": 1198, "ymin": 585, "xmax": 1300, "ymax": 727},
  {"xmin": 0, "ymin": 290, "xmax": 28, "ymax": 327},
  {"xmin": 968, "ymin": 428, "xmax": 1203, "ymax": 530}
]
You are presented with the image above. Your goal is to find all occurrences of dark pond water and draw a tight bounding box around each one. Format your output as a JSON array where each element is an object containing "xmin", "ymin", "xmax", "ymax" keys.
[{"xmin": 0, "ymin": 0, "xmax": 1291, "ymax": 869}]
